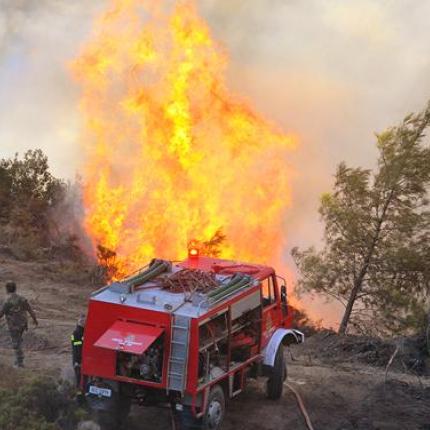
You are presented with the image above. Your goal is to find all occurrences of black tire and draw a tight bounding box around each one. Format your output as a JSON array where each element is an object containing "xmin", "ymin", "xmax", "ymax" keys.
[
  {"xmin": 173, "ymin": 385, "xmax": 225, "ymax": 430},
  {"xmin": 203, "ymin": 385, "xmax": 225, "ymax": 430},
  {"xmin": 95, "ymin": 410, "xmax": 117, "ymax": 430},
  {"xmin": 266, "ymin": 344, "xmax": 285, "ymax": 400},
  {"xmin": 91, "ymin": 393, "xmax": 131, "ymax": 430},
  {"xmin": 172, "ymin": 405, "xmax": 203, "ymax": 430}
]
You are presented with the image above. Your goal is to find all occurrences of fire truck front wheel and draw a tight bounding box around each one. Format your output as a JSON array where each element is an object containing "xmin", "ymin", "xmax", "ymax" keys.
[{"xmin": 266, "ymin": 344, "xmax": 286, "ymax": 400}]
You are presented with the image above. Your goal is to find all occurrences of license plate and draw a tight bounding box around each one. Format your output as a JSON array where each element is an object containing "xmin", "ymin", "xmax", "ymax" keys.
[{"xmin": 89, "ymin": 386, "xmax": 112, "ymax": 398}]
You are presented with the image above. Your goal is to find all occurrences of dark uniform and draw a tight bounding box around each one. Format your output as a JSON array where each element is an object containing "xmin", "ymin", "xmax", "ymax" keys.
[
  {"xmin": 71, "ymin": 318, "xmax": 85, "ymax": 387},
  {"xmin": 0, "ymin": 292, "xmax": 38, "ymax": 367}
]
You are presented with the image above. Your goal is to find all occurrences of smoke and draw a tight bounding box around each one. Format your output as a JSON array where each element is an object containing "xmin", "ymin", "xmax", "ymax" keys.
[
  {"xmin": 1, "ymin": 0, "xmax": 430, "ymax": 325},
  {"xmin": 0, "ymin": 0, "xmax": 104, "ymax": 178},
  {"xmin": 200, "ymin": 0, "xmax": 430, "ymax": 325}
]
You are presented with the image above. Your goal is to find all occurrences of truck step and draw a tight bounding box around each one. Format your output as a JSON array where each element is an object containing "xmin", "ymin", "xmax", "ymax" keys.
[
  {"xmin": 172, "ymin": 325, "xmax": 189, "ymax": 330},
  {"xmin": 171, "ymin": 340, "xmax": 186, "ymax": 345}
]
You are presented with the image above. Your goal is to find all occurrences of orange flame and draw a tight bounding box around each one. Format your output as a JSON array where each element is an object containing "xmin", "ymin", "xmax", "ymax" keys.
[{"xmin": 72, "ymin": 0, "xmax": 297, "ymax": 275}]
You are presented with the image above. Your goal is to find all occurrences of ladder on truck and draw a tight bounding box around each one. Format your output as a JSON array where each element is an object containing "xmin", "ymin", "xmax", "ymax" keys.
[{"xmin": 167, "ymin": 314, "xmax": 191, "ymax": 393}]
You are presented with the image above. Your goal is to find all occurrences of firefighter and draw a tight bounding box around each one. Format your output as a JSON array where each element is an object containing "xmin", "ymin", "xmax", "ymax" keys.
[
  {"xmin": 0, "ymin": 280, "xmax": 38, "ymax": 368},
  {"xmin": 71, "ymin": 314, "xmax": 85, "ymax": 388}
]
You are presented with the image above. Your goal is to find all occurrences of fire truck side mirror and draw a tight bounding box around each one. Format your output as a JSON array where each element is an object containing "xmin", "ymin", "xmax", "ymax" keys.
[
  {"xmin": 280, "ymin": 285, "xmax": 288, "ymax": 317},
  {"xmin": 280, "ymin": 285, "xmax": 287, "ymax": 304}
]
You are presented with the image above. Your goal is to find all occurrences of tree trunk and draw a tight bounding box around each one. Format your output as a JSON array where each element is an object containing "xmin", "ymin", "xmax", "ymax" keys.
[
  {"xmin": 338, "ymin": 190, "xmax": 395, "ymax": 335},
  {"xmin": 338, "ymin": 267, "xmax": 367, "ymax": 335}
]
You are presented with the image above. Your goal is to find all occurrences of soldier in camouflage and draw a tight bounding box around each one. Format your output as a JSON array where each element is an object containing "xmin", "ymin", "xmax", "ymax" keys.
[{"xmin": 0, "ymin": 281, "xmax": 38, "ymax": 367}]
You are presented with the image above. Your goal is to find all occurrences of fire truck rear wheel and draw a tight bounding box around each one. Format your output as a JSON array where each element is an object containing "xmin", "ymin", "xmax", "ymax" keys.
[
  {"xmin": 266, "ymin": 344, "xmax": 285, "ymax": 400},
  {"xmin": 204, "ymin": 385, "xmax": 225, "ymax": 430},
  {"xmin": 172, "ymin": 385, "xmax": 225, "ymax": 430},
  {"xmin": 93, "ymin": 394, "xmax": 131, "ymax": 430}
]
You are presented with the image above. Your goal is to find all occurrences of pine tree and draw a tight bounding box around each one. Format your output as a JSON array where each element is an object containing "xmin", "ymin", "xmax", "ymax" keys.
[{"xmin": 292, "ymin": 103, "xmax": 430, "ymax": 335}]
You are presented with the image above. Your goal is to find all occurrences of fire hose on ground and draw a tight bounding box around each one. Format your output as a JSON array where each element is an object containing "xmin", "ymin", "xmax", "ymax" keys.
[
  {"xmin": 284, "ymin": 382, "xmax": 315, "ymax": 430},
  {"xmin": 170, "ymin": 381, "xmax": 315, "ymax": 430}
]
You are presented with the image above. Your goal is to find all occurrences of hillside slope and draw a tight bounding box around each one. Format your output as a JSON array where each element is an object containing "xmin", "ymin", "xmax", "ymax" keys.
[{"xmin": 0, "ymin": 255, "xmax": 429, "ymax": 430}]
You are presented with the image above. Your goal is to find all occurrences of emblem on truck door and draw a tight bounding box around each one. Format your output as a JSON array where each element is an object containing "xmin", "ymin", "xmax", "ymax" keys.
[{"xmin": 112, "ymin": 335, "xmax": 143, "ymax": 350}]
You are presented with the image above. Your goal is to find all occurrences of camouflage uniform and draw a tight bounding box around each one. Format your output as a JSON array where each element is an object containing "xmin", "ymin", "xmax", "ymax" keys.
[{"xmin": 0, "ymin": 293, "xmax": 36, "ymax": 366}]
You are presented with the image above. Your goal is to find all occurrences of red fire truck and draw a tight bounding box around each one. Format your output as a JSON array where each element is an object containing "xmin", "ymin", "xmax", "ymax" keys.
[{"xmin": 82, "ymin": 251, "xmax": 304, "ymax": 430}]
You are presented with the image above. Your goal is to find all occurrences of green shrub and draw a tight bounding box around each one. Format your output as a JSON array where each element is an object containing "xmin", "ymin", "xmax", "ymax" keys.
[
  {"xmin": 0, "ymin": 377, "xmax": 87, "ymax": 430},
  {"xmin": 0, "ymin": 149, "xmax": 89, "ymax": 264}
]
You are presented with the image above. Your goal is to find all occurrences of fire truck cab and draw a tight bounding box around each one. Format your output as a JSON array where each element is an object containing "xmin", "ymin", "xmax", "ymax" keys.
[{"xmin": 82, "ymin": 256, "xmax": 304, "ymax": 430}]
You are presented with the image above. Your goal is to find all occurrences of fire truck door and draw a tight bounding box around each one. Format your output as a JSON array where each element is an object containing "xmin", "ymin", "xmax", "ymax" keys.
[{"xmin": 261, "ymin": 275, "xmax": 280, "ymax": 346}]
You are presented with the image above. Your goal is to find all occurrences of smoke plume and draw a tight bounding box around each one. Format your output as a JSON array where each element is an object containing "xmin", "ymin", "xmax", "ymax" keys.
[{"xmin": 1, "ymin": 0, "xmax": 430, "ymax": 325}]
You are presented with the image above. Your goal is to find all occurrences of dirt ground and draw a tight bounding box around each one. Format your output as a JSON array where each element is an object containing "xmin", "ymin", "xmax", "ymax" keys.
[{"xmin": 0, "ymin": 255, "xmax": 429, "ymax": 430}]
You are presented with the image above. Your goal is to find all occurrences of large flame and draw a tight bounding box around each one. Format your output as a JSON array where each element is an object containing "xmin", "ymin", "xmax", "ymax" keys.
[{"xmin": 72, "ymin": 0, "xmax": 296, "ymax": 275}]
